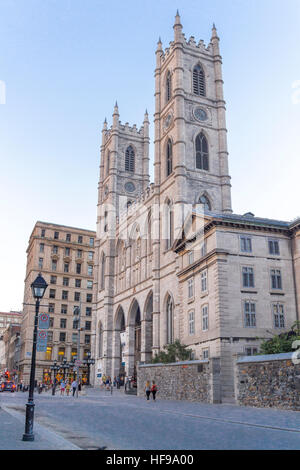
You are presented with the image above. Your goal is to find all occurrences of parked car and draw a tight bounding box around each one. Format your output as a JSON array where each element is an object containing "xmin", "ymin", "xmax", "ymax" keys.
[{"xmin": 0, "ymin": 381, "xmax": 16, "ymax": 392}]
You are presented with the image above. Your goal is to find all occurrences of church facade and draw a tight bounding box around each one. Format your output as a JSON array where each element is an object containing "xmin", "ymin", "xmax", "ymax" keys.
[{"xmin": 93, "ymin": 13, "xmax": 300, "ymax": 402}]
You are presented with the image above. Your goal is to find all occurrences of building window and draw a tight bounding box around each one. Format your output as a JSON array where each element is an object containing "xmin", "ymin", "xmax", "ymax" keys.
[
  {"xmin": 86, "ymin": 293, "xmax": 92, "ymax": 303},
  {"xmin": 240, "ymin": 236, "xmax": 252, "ymax": 253},
  {"xmin": 49, "ymin": 289, "xmax": 56, "ymax": 299},
  {"xmin": 49, "ymin": 318, "xmax": 54, "ymax": 328},
  {"xmin": 54, "ymin": 231, "xmax": 59, "ymax": 240},
  {"xmin": 195, "ymin": 133, "xmax": 209, "ymax": 171},
  {"xmin": 201, "ymin": 270, "xmax": 208, "ymax": 292},
  {"xmin": 76, "ymin": 263, "xmax": 81, "ymax": 274},
  {"xmin": 62, "ymin": 290, "xmax": 68, "ymax": 300},
  {"xmin": 85, "ymin": 335, "xmax": 91, "ymax": 345},
  {"xmin": 88, "ymin": 251, "xmax": 94, "ymax": 260},
  {"xmin": 50, "ymin": 275, "xmax": 57, "ymax": 284},
  {"xmin": 165, "ymin": 200, "xmax": 173, "ymax": 250},
  {"xmin": 87, "ymin": 280, "xmax": 93, "ymax": 290},
  {"xmin": 74, "ymin": 292, "xmax": 80, "ymax": 302},
  {"xmin": 75, "ymin": 279, "xmax": 81, "ymax": 288},
  {"xmin": 59, "ymin": 332, "xmax": 66, "ymax": 342},
  {"xmin": 86, "ymin": 307, "xmax": 92, "ymax": 317},
  {"xmin": 166, "ymin": 295, "xmax": 174, "ymax": 344},
  {"xmin": 77, "ymin": 249, "xmax": 82, "ymax": 258},
  {"xmin": 202, "ymin": 305, "xmax": 209, "ymax": 331},
  {"xmin": 188, "ymin": 278, "xmax": 194, "ymax": 299},
  {"xmin": 73, "ymin": 319, "xmax": 79, "ymax": 329},
  {"xmin": 60, "ymin": 319, "xmax": 67, "ymax": 329},
  {"xmin": 268, "ymin": 239, "xmax": 280, "ymax": 256},
  {"xmin": 45, "ymin": 346, "xmax": 52, "ymax": 361},
  {"xmin": 244, "ymin": 301, "xmax": 256, "ymax": 328},
  {"xmin": 193, "ymin": 64, "xmax": 206, "ymax": 96},
  {"xmin": 271, "ymin": 269, "xmax": 282, "ymax": 290},
  {"xmin": 52, "ymin": 245, "xmax": 58, "ymax": 254},
  {"xmin": 166, "ymin": 70, "xmax": 172, "ymax": 102},
  {"xmin": 58, "ymin": 347, "xmax": 65, "ymax": 361},
  {"xmin": 245, "ymin": 347, "xmax": 258, "ymax": 356},
  {"xmin": 72, "ymin": 334, "xmax": 78, "ymax": 344},
  {"xmin": 166, "ymin": 139, "xmax": 172, "ymax": 176},
  {"xmin": 125, "ymin": 145, "xmax": 135, "ymax": 172},
  {"xmin": 41, "ymin": 229, "xmax": 45, "ymax": 238},
  {"xmin": 38, "ymin": 258, "xmax": 43, "ymax": 269},
  {"xmin": 48, "ymin": 303, "xmax": 55, "ymax": 313},
  {"xmin": 89, "ymin": 238, "xmax": 94, "ymax": 247},
  {"xmin": 78, "ymin": 235, "xmax": 83, "ymax": 244},
  {"xmin": 202, "ymin": 348, "xmax": 209, "ymax": 359},
  {"xmin": 39, "ymin": 243, "xmax": 44, "ymax": 253},
  {"xmin": 88, "ymin": 265, "xmax": 93, "ymax": 276},
  {"xmin": 188, "ymin": 310, "xmax": 195, "ymax": 335},
  {"xmin": 188, "ymin": 251, "xmax": 194, "ymax": 265},
  {"xmin": 65, "ymin": 247, "xmax": 70, "ymax": 256},
  {"xmin": 61, "ymin": 305, "xmax": 67, "ymax": 314},
  {"xmin": 198, "ymin": 195, "xmax": 211, "ymax": 211},
  {"xmin": 273, "ymin": 303, "xmax": 285, "ymax": 328},
  {"xmin": 242, "ymin": 267, "xmax": 254, "ymax": 288},
  {"xmin": 63, "ymin": 277, "xmax": 69, "ymax": 286},
  {"xmin": 85, "ymin": 321, "xmax": 91, "ymax": 331},
  {"xmin": 66, "ymin": 233, "xmax": 71, "ymax": 242},
  {"xmin": 64, "ymin": 263, "xmax": 69, "ymax": 273}
]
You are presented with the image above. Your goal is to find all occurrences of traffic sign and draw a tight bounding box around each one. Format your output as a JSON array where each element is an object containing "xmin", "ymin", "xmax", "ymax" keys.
[
  {"xmin": 75, "ymin": 360, "xmax": 81, "ymax": 366},
  {"xmin": 37, "ymin": 330, "xmax": 48, "ymax": 352}
]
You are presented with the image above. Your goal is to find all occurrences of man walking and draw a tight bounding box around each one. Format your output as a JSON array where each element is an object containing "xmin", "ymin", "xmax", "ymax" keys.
[{"xmin": 71, "ymin": 379, "xmax": 77, "ymax": 397}]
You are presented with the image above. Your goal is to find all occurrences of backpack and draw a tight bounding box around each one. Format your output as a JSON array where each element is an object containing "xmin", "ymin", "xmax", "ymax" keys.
[{"xmin": 151, "ymin": 384, "xmax": 157, "ymax": 392}]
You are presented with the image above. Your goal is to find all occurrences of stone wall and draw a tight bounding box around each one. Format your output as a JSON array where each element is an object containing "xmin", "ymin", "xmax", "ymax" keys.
[
  {"xmin": 137, "ymin": 360, "xmax": 213, "ymax": 403},
  {"xmin": 235, "ymin": 353, "xmax": 300, "ymax": 411}
]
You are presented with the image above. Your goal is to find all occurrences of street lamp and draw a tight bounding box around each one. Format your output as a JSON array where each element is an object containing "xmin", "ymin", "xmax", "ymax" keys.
[
  {"xmin": 22, "ymin": 273, "xmax": 48, "ymax": 442},
  {"xmin": 50, "ymin": 361, "xmax": 60, "ymax": 395},
  {"xmin": 83, "ymin": 352, "xmax": 95, "ymax": 386},
  {"xmin": 61, "ymin": 357, "xmax": 70, "ymax": 381}
]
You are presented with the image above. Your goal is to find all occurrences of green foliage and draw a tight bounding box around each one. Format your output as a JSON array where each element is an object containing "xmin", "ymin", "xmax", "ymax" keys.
[
  {"xmin": 259, "ymin": 321, "xmax": 300, "ymax": 355},
  {"xmin": 151, "ymin": 339, "xmax": 193, "ymax": 364}
]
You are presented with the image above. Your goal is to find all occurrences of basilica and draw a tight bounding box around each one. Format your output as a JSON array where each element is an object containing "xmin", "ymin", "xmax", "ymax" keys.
[{"xmin": 93, "ymin": 12, "xmax": 300, "ymax": 402}]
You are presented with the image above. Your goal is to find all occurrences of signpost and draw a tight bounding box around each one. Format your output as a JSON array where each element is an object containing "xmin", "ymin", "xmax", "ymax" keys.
[
  {"xmin": 38, "ymin": 313, "xmax": 50, "ymax": 330},
  {"xmin": 36, "ymin": 330, "xmax": 48, "ymax": 352}
]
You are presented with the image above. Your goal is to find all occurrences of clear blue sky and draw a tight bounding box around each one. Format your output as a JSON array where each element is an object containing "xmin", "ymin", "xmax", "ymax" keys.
[{"xmin": 0, "ymin": 0, "xmax": 300, "ymax": 312}]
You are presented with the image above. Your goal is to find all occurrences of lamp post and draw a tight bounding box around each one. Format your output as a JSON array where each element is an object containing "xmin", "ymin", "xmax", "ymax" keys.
[
  {"xmin": 50, "ymin": 361, "xmax": 60, "ymax": 395},
  {"xmin": 61, "ymin": 357, "xmax": 70, "ymax": 381},
  {"xmin": 83, "ymin": 352, "xmax": 95, "ymax": 386},
  {"xmin": 22, "ymin": 273, "xmax": 48, "ymax": 442}
]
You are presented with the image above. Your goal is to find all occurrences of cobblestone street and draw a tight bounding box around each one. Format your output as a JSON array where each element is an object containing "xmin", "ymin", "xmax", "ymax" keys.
[{"xmin": 1, "ymin": 388, "xmax": 300, "ymax": 450}]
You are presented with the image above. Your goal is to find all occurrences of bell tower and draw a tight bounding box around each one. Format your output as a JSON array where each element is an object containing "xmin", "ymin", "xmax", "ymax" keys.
[{"xmin": 154, "ymin": 12, "xmax": 232, "ymax": 217}]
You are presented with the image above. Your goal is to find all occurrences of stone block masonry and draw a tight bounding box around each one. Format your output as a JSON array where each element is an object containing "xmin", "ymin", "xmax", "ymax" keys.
[
  {"xmin": 235, "ymin": 353, "xmax": 300, "ymax": 411},
  {"xmin": 137, "ymin": 360, "xmax": 214, "ymax": 403}
]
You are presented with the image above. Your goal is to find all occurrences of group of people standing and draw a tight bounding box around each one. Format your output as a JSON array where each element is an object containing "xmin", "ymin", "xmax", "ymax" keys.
[
  {"xmin": 59, "ymin": 379, "xmax": 82, "ymax": 396},
  {"xmin": 144, "ymin": 380, "xmax": 158, "ymax": 401}
]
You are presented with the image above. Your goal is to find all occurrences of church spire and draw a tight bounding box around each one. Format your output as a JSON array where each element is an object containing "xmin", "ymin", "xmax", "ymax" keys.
[{"xmin": 173, "ymin": 9, "xmax": 183, "ymax": 41}]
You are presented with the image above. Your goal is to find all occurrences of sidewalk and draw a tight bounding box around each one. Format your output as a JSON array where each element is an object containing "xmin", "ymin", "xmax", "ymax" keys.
[{"xmin": 0, "ymin": 405, "xmax": 80, "ymax": 450}]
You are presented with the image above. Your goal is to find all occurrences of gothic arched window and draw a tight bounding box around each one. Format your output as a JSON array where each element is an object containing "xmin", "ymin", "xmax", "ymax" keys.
[
  {"xmin": 199, "ymin": 194, "xmax": 211, "ymax": 211},
  {"xmin": 125, "ymin": 145, "xmax": 135, "ymax": 172},
  {"xmin": 166, "ymin": 139, "xmax": 172, "ymax": 176},
  {"xmin": 193, "ymin": 64, "xmax": 206, "ymax": 96},
  {"xmin": 166, "ymin": 71, "xmax": 172, "ymax": 102},
  {"xmin": 195, "ymin": 133, "xmax": 209, "ymax": 171},
  {"xmin": 166, "ymin": 295, "xmax": 174, "ymax": 344}
]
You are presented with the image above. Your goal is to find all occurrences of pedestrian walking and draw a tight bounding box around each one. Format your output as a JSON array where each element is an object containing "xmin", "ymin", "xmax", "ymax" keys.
[
  {"xmin": 66, "ymin": 382, "xmax": 70, "ymax": 396},
  {"xmin": 60, "ymin": 380, "xmax": 66, "ymax": 395},
  {"xmin": 144, "ymin": 380, "xmax": 151, "ymax": 401},
  {"xmin": 151, "ymin": 380, "xmax": 158, "ymax": 401},
  {"xmin": 71, "ymin": 379, "xmax": 77, "ymax": 397}
]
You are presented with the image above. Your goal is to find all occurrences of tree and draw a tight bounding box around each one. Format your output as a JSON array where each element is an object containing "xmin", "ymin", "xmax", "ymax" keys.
[
  {"xmin": 259, "ymin": 321, "xmax": 300, "ymax": 355},
  {"xmin": 151, "ymin": 339, "xmax": 193, "ymax": 364}
]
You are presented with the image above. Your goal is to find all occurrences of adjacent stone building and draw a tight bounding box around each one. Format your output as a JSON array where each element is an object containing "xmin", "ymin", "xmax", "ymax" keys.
[
  {"xmin": 19, "ymin": 221, "xmax": 96, "ymax": 384},
  {"xmin": 90, "ymin": 12, "xmax": 300, "ymax": 402}
]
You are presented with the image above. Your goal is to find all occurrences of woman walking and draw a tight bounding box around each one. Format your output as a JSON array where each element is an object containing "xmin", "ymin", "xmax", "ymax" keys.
[{"xmin": 144, "ymin": 380, "xmax": 151, "ymax": 401}]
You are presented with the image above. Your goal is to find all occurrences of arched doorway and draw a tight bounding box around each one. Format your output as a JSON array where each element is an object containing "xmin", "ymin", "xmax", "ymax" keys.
[
  {"xmin": 113, "ymin": 306, "xmax": 126, "ymax": 384},
  {"xmin": 128, "ymin": 299, "xmax": 141, "ymax": 378},
  {"xmin": 143, "ymin": 291, "xmax": 153, "ymax": 363}
]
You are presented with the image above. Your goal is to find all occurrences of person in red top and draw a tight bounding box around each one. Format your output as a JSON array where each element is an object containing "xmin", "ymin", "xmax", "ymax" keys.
[{"xmin": 151, "ymin": 381, "xmax": 157, "ymax": 401}]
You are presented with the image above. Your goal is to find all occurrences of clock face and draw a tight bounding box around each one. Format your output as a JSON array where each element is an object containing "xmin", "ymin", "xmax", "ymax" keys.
[
  {"xmin": 194, "ymin": 107, "xmax": 208, "ymax": 122},
  {"xmin": 125, "ymin": 181, "xmax": 135, "ymax": 193}
]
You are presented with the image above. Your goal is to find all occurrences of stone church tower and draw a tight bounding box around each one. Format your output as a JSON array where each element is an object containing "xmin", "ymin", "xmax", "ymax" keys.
[{"xmin": 93, "ymin": 12, "xmax": 234, "ymax": 384}]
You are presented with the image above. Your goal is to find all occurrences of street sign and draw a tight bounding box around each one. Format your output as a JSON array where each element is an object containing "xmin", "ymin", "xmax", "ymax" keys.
[
  {"xmin": 37, "ymin": 330, "xmax": 48, "ymax": 352},
  {"xmin": 38, "ymin": 313, "xmax": 50, "ymax": 330},
  {"xmin": 75, "ymin": 360, "xmax": 81, "ymax": 366}
]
